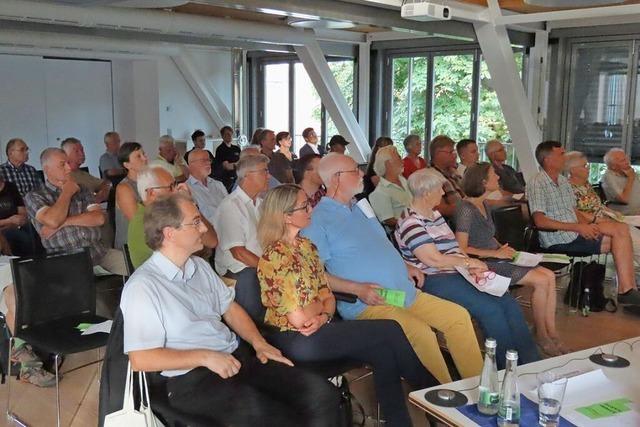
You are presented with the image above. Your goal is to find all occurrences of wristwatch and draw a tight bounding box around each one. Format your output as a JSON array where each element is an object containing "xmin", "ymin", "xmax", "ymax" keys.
[{"xmin": 321, "ymin": 312, "xmax": 333, "ymax": 324}]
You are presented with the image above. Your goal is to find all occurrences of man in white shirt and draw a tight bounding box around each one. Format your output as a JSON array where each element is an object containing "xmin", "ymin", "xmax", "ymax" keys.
[
  {"xmin": 602, "ymin": 148, "xmax": 640, "ymax": 215},
  {"xmin": 186, "ymin": 149, "xmax": 228, "ymax": 224},
  {"xmin": 152, "ymin": 135, "xmax": 188, "ymax": 182},
  {"xmin": 214, "ymin": 154, "xmax": 270, "ymax": 321},
  {"xmin": 369, "ymin": 145, "xmax": 412, "ymax": 228},
  {"xmin": 299, "ymin": 127, "xmax": 324, "ymax": 157},
  {"xmin": 121, "ymin": 193, "xmax": 340, "ymax": 425}
]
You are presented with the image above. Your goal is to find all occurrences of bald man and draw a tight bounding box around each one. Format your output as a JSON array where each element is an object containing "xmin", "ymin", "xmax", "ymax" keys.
[{"xmin": 486, "ymin": 139, "xmax": 525, "ymax": 194}]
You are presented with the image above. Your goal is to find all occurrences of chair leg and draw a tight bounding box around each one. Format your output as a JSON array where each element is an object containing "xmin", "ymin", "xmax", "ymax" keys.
[
  {"xmin": 6, "ymin": 336, "xmax": 13, "ymax": 422},
  {"xmin": 55, "ymin": 353, "xmax": 61, "ymax": 427}
]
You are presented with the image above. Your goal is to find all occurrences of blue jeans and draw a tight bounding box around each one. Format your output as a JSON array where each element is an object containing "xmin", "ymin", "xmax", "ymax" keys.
[{"xmin": 423, "ymin": 273, "xmax": 540, "ymax": 369}]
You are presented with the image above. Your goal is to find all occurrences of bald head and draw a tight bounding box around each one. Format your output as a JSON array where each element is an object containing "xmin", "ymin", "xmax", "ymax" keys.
[
  {"xmin": 188, "ymin": 149, "xmax": 212, "ymax": 180},
  {"xmin": 318, "ymin": 153, "xmax": 363, "ymax": 201}
]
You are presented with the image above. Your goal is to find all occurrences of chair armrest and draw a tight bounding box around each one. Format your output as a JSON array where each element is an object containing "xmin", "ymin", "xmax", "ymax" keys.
[{"xmin": 333, "ymin": 291, "xmax": 358, "ymax": 304}]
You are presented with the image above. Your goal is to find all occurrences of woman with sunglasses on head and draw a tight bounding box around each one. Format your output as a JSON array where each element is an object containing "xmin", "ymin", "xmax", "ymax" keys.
[
  {"xmin": 395, "ymin": 168, "xmax": 540, "ymax": 369},
  {"xmin": 456, "ymin": 163, "xmax": 568, "ymax": 356},
  {"xmin": 256, "ymin": 184, "xmax": 438, "ymax": 427}
]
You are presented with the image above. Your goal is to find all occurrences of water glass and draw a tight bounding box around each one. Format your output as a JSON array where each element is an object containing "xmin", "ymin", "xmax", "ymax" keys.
[{"xmin": 537, "ymin": 371, "xmax": 568, "ymax": 427}]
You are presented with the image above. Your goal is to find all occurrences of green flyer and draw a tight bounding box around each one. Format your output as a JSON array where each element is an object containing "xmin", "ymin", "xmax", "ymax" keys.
[
  {"xmin": 575, "ymin": 398, "xmax": 633, "ymax": 419},
  {"xmin": 377, "ymin": 289, "xmax": 406, "ymax": 307}
]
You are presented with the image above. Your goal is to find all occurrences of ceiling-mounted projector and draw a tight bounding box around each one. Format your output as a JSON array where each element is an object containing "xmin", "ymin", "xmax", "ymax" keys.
[{"xmin": 401, "ymin": 2, "xmax": 451, "ymax": 22}]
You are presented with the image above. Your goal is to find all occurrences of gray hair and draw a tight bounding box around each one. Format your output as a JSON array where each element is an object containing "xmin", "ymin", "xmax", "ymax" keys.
[
  {"xmin": 40, "ymin": 147, "xmax": 65, "ymax": 167},
  {"xmin": 317, "ymin": 153, "xmax": 344, "ymax": 186},
  {"xmin": 604, "ymin": 147, "xmax": 625, "ymax": 167},
  {"xmin": 60, "ymin": 137, "xmax": 81, "ymax": 152},
  {"xmin": 564, "ymin": 151, "xmax": 587, "ymax": 174},
  {"xmin": 236, "ymin": 154, "xmax": 269, "ymax": 181},
  {"xmin": 159, "ymin": 134, "xmax": 174, "ymax": 148},
  {"xmin": 407, "ymin": 168, "xmax": 445, "ymax": 199},
  {"xmin": 485, "ymin": 139, "xmax": 503, "ymax": 156},
  {"xmin": 239, "ymin": 145, "xmax": 261, "ymax": 160},
  {"xmin": 137, "ymin": 166, "xmax": 168, "ymax": 202},
  {"xmin": 373, "ymin": 145, "xmax": 398, "ymax": 176}
]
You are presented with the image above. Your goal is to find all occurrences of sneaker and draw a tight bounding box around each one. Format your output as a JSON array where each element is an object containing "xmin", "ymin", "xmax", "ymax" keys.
[
  {"xmin": 19, "ymin": 362, "xmax": 57, "ymax": 388},
  {"xmin": 10, "ymin": 344, "xmax": 40, "ymax": 365},
  {"xmin": 618, "ymin": 289, "xmax": 640, "ymax": 305}
]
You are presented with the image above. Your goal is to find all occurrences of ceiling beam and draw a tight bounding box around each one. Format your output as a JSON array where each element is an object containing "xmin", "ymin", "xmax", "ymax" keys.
[{"xmin": 496, "ymin": 3, "xmax": 640, "ymax": 25}]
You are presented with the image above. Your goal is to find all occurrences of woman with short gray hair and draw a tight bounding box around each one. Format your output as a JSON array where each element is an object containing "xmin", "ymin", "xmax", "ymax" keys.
[{"xmin": 396, "ymin": 168, "xmax": 540, "ymax": 369}]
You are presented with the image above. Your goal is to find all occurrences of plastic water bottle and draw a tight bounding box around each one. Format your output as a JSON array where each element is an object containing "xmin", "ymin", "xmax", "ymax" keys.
[
  {"xmin": 478, "ymin": 338, "xmax": 499, "ymax": 415},
  {"xmin": 497, "ymin": 350, "xmax": 520, "ymax": 426},
  {"xmin": 581, "ymin": 288, "xmax": 591, "ymax": 317}
]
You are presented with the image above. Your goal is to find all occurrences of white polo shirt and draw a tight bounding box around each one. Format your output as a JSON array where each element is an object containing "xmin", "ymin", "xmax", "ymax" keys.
[
  {"xmin": 120, "ymin": 251, "xmax": 238, "ymax": 377},
  {"xmin": 214, "ymin": 186, "xmax": 263, "ymax": 275},
  {"xmin": 187, "ymin": 175, "xmax": 228, "ymax": 224}
]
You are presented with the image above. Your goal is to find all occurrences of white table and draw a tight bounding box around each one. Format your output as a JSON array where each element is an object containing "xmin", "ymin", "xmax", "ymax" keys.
[{"xmin": 409, "ymin": 337, "xmax": 640, "ymax": 426}]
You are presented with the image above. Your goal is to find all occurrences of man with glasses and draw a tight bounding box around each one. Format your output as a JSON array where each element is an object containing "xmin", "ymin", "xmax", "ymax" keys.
[
  {"xmin": 486, "ymin": 139, "xmax": 525, "ymax": 194},
  {"xmin": 187, "ymin": 149, "xmax": 228, "ymax": 224},
  {"xmin": 128, "ymin": 166, "xmax": 217, "ymax": 268},
  {"xmin": 0, "ymin": 138, "xmax": 42, "ymax": 198},
  {"xmin": 214, "ymin": 154, "xmax": 270, "ymax": 322},
  {"xmin": 428, "ymin": 135, "xmax": 464, "ymax": 217}
]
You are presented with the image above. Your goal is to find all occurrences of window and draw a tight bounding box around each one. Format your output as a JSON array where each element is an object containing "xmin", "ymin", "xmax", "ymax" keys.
[
  {"xmin": 326, "ymin": 60, "xmax": 355, "ymax": 140},
  {"xmin": 293, "ymin": 63, "xmax": 321, "ymax": 155},
  {"xmin": 391, "ymin": 56, "xmax": 428, "ymax": 155},
  {"xmin": 264, "ymin": 63, "xmax": 290, "ymax": 135},
  {"xmin": 432, "ymin": 54, "xmax": 474, "ymax": 142}
]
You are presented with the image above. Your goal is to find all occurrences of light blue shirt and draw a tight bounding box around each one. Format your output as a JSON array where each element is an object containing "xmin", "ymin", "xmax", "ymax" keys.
[
  {"xmin": 301, "ymin": 197, "xmax": 417, "ymax": 320},
  {"xmin": 186, "ymin": 175, "xmax": 228, "ymax": 224},
  {"xmin": 120, "ymin": 251, "xmax": 238, "ymax": 377}
]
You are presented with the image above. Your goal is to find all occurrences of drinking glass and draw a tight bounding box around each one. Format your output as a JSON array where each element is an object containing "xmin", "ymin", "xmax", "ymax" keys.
[{"xmin": 537, "ymin": 371, "xmax": 568, "ymax": 427}]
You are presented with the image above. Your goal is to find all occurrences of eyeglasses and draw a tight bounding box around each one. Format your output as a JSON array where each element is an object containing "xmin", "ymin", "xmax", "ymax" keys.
[
  {"xmin": 286, "ymin": 200, "xmax": 312, "ymax": 214},
  {"xmin": 148, "ymin": 181, "xmax": 177, "ymax": 192},
  {"xmin": 335, "ymin": 167, "xmax": 360, "ymax": 176},
  {"xmin": 475, "ymin": 270, "xmax": 497, "ymax": 286},
  {"xmin": 247, "ymin": 168, "xmax": 269, "ymax": 175},
  {"xmin": 179, "ymin": 217, "xmax": 203, "ymax": 228},
  {"xmin": 437, "ymin": 149, "xmax": 456, "ymax": 155}
]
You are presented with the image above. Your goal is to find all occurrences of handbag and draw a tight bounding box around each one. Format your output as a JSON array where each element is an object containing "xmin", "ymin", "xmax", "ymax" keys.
[{"xmin": 104, "ymin": 361, "xmax": 164, "ymax": 427}]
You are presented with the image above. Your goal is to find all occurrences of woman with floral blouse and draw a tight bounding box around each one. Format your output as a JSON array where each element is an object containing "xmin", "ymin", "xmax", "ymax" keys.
[{"xmin": 256, "ymin": 184, "xmax": 437, "ymax": 427}]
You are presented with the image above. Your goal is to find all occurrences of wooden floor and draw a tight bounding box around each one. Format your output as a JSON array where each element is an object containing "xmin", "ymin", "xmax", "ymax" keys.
[{"xmin": 2, "ymin": 273, "xmax": 640, "ymax": 426}]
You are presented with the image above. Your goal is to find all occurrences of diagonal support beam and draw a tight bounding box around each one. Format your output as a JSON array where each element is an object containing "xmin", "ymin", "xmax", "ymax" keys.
[
  {"xmin": 294, "ymin": 40, "xmax": 370, "ymax": 163},
  {"xmin": 171, "ymin": 52, "xmax": 232, "ymax": 130},
  {"xmin": 474, "ymin": 22, "xmax": 541, "ymax": 180}
]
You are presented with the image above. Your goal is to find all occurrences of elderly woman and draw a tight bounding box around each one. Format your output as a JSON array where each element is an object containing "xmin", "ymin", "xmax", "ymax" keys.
[
  {"xmin": 395, "ymin": 168, "xmax": 540, "ymax": 369},
  {"xmin": 456, "ymin": 163, "xmax": 567, "ymax": 356},
  {"xmin": 114, "ymin": 142, "xmax": 147, "ymax": 249},
  {"xmin": 256, "ymin": 184, "xmax": 437, "ymax": 427},
  {"xmin": 402, "ymin": 134, "xmax": 427, "ymax": 179},
  {"xmin": 269, "ymin": 131, "xmax": 296, "ymax": 184},
  {"xmin": 565, "ymin": 150, "xmax": 640, "ymax": 267},
  {"xmin": 294, "ymin": 154, "xmax": 325, "ymax": 208},
  {"xmin": 369, "ymin": 145, "xmax": 412, "ymax": 228},
  {"xmin": 363, "ymin": 136, "xmax": 394, "ymax": 196}
]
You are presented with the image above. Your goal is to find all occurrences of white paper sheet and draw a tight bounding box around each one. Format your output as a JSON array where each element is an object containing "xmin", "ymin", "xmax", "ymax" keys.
[
  {"xmin": 356, "ymin": 198, "xmax": 377, "ymax": 219},
  {"xmin": 81, "ymin": 320, "xmax": 113, "ymax": 335},
  {"xmin": 454, "ymin": 266, "xmax": 510, "ymax": 297},
  {"xmin": 512, "ymin": 193, "xmax": 525, "ymax": 200}
]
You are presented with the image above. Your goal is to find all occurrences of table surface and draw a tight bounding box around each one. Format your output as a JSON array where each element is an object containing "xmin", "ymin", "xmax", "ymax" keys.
[{"xmin": 409, "ymin": 336, "xmax": 640, "ymax": 426}]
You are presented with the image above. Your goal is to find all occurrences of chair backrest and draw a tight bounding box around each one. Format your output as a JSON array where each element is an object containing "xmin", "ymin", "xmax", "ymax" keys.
[
  {"xmin": 12, "ymin": 248, "xmax": 96, "ymax": 330},
  {"xmin": 122, "ymin": 244, "xmax": 135, "ymax": 276},
  {"xmin": 492, "ymin": 204, "xmax": 526, "ymax": 250},
  {"xmin": 98, "ymin": 308, "xmax": 128, "ymax": 427}
]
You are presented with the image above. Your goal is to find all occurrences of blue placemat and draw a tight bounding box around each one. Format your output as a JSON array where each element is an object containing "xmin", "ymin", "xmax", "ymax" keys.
[{"xmin": 456, "ymin": 395, "xmax": 577, "ymax": 426}]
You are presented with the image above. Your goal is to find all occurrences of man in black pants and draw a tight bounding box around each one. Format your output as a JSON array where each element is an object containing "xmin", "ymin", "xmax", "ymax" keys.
[{"xmin": 120, "ymin": 193, "xmax": 341, "ymax": 426}]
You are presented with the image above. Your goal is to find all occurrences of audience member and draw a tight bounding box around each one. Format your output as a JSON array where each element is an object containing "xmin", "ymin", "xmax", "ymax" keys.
[
  {"xmin": 213, "ymin": 125, "xmax": 241, "ymax": 192},
  {"xmin": 184, "ymin": 129, "xmax": 215, "ymax": 167},
  {"xmin": 565, "ymin": 151, "xmax": 640, "ymax": 268},
  {"xmin": 602, "ymin": 148, "xmax": 640, "ymax": 215},
  {"xmin": 121, "ymin": 193, "xmax": 341, "ymax": 426},
  {"xmin": 369, "ymin": 145, "xmax": 412, "ymax": 228},
  {"xmin": 187, "ymin": 149, "xmax": 228, "ymax": 224},
  {"xmin": 527, "ymin": 141, "xmax": 640, "ymax": 305},
  {"xmin": 214, "ymin": 154, "xmax": 270, "ymax": 322},
  {"xmin": 0, "ymin": 177, "xmax": 31, "ymax": 256},
  {"xmin": 250, "ymin": 127, "xmax": 264, "ymax": 146},
  {"xmin": 363, "ymin": 136, "xmax": 394, "ymax": 196},
  {"xmin": 457, "ymin": 163, "xmax": 567, "ymax": 356},
  {"xmin": 61, "ymin": 137, "xmax": 110, "ymax": 203},
  {"xmin": 236, "ymin": 146, "xmax": 280, "ymax": 191},
  {"xmin": 486, "ymin": 139, "xmax": 525, "ymax": 194},
  {"xmin": 455, "ymin": 138, "xmax": 479, "ymax": 176},
  {"xmin": 402, "ymin": 134, "xmax": 426, "ymax": 179},
  {"xmin": 327, "ymin": 135, "xmax": 349, "ymax": 154},
  {"xmin": 396, "ymin": 168, "xmax": 540, "ymax": 368},
  {"xmin": 257, "ymin": 184, "xmax": 437, "ymax": 426},
  {"xmin": 25, "ymin": 148, "xmax": 126, "ymax": 275},
  {"xmin": 301, "ymin": 153, "xmax": 482, "ymax": 384},
  {"xmin": 294, "ymin": 154, "xmax": 326, "ymax": 208},
  {"xmin": 429, "ymin": 135, "xmax": 464, "ymax": 217},
  {"xmin": 128, "ymin": 166, "xmax": 217, "ymax": 268},
  {"xmin": 269, "ymin": 131, "xmax": 296, "ymax": 184},
  {"xmin": 299, "ymin": 127, "xmax": 323, "ymax": 157},
  {"xmin": 153, "ymin": 135, "xmax": 188, "ymax": 182},
  {"xmin": 0, "ymin": 138, "xmax": 42, "ymax": 198},
  {"xmin": 114, "ymin": 142, "xmax": 147, "ymax": 249},
  {"xmin": 99, "ymin": 132, "xmax": 126, "ymax": 180}
]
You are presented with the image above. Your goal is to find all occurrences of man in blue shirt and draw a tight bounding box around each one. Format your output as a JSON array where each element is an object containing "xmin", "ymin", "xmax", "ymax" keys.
[{"xmin": 301, "ymin": 153, "xmax": 482, "ymax": 384}]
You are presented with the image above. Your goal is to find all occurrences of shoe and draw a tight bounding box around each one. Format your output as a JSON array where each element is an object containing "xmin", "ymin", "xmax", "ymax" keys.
[
  {"xmin": 536, "ymin": 338, "xmax": 562, "ymax": 357},
  {"xmin": 19, "ymin": 362, "xmax": 57, "ymax": 388},
  {"xmin": 551, "ymin": 337, "xmax": 573, "ymax": 355},
  {"xmin": 617, "ymin": 289, "xmax": 640, "ymax": 305},
  {"xmin": 10, "ymin": 344, "xmax": 40, "ymax": 364}
]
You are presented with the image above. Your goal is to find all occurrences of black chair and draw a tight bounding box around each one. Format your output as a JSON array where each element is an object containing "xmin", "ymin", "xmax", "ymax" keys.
[
  {"xmin": 492, "ymin": 204, "xmax": 527, "ymax": 251},
  {"xmin": 122, "ymin": 243, "xmax": 136, "ymax": 276},
  {"xmin": 7, "ymin": 249, "xmax": 110, "ymax": 427}
]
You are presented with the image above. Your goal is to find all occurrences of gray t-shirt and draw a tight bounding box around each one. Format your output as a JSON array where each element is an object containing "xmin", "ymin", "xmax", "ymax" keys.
[
  {"xmin": 602, "ymin": 170, "xmax": 640, "ymax": 215},
  {"xmin": 99, "ymin": 152, "xmax": 120, "ymax": 176},
  {"xmin": 120, "ymin": 251, "xmax": 238, "ymax": 377}
]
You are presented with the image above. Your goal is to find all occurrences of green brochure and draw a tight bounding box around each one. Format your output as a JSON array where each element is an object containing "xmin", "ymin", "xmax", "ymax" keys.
[
  {"xmin": 377, "ymin": 289, "xmax": 406, "ymax": 307},
  {"xmin": 575, "ymin": 398, "xmax": 633, "ymax": 419}
]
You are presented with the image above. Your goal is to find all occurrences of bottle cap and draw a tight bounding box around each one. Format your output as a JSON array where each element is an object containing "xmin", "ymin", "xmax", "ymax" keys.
[
  {"xmin": 485, "ymin": 338, "xmax": 497, "ymax": 348},
  {"xmin": 506, "ymin": 350, "xmax": 518, "ymax": 360}
]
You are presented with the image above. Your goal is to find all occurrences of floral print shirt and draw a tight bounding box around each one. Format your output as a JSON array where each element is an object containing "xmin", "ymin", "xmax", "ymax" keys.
[
  {"xmin": 257, "ymin": 237, "xmax": 331, "ymax": 331},
  {"xmin": 571, "ymin": 182, "xmax": 623, "ymax": 221}
]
